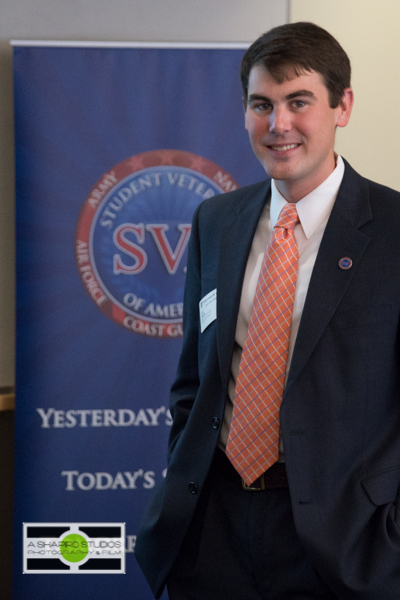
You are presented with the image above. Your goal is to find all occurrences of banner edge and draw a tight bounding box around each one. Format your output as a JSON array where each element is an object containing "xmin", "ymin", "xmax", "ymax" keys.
[{"xmin": 10, "ymin": 40, "xmax": 250, "ymax": 49}]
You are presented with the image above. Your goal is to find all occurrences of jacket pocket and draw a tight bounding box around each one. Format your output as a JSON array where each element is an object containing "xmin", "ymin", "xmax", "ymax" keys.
[
  {"xmin": 361, "ymin": 467, "xmax": 400, "ymax": 506},
  {"xmin": 330, "ymin": 304, "xmax": 393, "ymax": 331}
]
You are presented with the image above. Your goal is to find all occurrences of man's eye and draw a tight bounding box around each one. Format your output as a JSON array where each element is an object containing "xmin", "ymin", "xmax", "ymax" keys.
[
  {"xmin": 254, "ymin": 103, "xmax": 271, "ymax": 112},
  {"xmin": 293, "ymin": 100, "xmax": 306, "ymax": 108}
]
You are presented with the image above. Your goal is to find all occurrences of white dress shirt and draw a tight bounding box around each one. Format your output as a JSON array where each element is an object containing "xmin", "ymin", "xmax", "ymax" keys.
[{"xmin": 220, "ymin": 155, "xmax": 345, "ymax": 451}]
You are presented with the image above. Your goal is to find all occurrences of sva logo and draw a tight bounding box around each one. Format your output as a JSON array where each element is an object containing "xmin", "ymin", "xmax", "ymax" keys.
[
  {"xmin": 75, "ymin": 150, "xmax": 238, "ymax": 337},
  {"xmin": 112, "ymin": 223, "xmax": 192, "ymax": 276}
]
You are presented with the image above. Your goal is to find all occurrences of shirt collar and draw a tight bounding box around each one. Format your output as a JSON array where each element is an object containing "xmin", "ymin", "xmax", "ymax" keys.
[{"xmin": 270, "ymin": 155, "xmax": 345, "ymax": 240}]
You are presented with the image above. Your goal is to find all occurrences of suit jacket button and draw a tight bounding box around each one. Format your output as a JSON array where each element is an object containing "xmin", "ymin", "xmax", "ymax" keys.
[
  {"xmin": 188, "ymin": 482, "xmax": 198, "ymax": 494},
  {"xmin": 212, "ymin": 417, "xmax": 220, "ymax": 429}
]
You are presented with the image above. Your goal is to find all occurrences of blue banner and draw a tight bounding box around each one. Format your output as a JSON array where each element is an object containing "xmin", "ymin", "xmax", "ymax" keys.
[{"xmin": 13, "ymin": 44, "xmax": 266, "ymax": 599}]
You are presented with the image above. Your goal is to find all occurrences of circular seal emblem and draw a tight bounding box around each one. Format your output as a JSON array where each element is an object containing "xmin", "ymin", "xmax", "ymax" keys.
[{"xmin": 76, "ymin": 150, "xmax": 239, "ymax": 338}]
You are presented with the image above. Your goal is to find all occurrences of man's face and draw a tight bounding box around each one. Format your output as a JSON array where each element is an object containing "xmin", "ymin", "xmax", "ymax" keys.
[{"xmin": 244, "ymin": 65, "xmax": 353, "ymax": 202}]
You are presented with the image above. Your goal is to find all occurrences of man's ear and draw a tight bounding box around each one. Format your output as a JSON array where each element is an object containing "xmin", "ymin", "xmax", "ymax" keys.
[{"xmin": 336, "ymin": 88, "xmax": 354, "ymax": 128}]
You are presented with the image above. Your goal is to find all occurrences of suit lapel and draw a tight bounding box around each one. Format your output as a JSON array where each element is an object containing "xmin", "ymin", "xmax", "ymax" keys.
[
  {"xmin": 217, "ymin": 181, "xmax": 270, "ymax": 387},
  {"xmin": 286, "ymin": 161, "xmax": 373, "ymax": 390}
]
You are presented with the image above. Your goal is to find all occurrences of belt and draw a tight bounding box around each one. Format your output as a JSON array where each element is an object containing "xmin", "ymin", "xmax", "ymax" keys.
[
  {"xmin": 212, "ymin": 448, "xmax": 289, "ymax": 491},
  {"xmin": 241, "ymin": 462, "xmax": 288, "ymax": 491}
]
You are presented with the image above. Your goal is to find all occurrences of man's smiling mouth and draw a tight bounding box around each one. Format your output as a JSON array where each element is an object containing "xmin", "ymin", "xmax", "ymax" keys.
[{"xmin": 269, "ymin": 144, "xmax": 301, "ymax": 151}]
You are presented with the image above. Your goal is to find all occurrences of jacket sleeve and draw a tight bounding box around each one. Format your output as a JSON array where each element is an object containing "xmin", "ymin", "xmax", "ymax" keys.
[{"xmin": 167, "ymin": 202, "xmax": 202, "ymax": 462}]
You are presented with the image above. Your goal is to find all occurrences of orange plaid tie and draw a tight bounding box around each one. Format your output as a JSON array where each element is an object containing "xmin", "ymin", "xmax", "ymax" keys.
[{"xmin": 226, "ymin": 203, "xmax": 300, "ymax": 485}]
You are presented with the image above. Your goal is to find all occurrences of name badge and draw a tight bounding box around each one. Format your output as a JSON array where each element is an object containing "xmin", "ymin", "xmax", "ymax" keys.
[{"xmin": 199, "ymin": 289, "xmax": 217, "ymax": 333}]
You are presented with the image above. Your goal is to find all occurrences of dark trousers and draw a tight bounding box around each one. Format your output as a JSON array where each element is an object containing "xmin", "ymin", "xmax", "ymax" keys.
[{"xmin": 167, "ymin": 449, "xmax": 337, "ymax": 600}]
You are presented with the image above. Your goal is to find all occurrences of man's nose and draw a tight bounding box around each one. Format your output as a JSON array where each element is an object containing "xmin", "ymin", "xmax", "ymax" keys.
[{"xmin": 269, "ymin": 106, "xmax": 291, "ymax": 134}]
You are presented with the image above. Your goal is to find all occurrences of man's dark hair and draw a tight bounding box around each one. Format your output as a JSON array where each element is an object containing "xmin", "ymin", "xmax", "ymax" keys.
[{"xmin": 241, "ymin": 22, "xmax": 351, "ymax": 108}]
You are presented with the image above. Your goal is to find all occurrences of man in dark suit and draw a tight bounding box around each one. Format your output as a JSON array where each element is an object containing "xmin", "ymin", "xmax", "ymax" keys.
[{"xmin": 136, "ymin": 22, "xmax": 400, "ymax": 599}]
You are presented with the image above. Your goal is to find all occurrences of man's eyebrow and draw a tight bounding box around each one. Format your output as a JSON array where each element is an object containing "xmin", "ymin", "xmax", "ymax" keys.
[
  {"xmin": 285, "ymin": 90, "xmax": 316, "ymax": 100},
  {"xmin": 247, "ymin": 90, "xmax": 317, "ymax": 104},
  {"xmin": 247, "ymin": 93, "xmax": 270, "ymax": 103}
]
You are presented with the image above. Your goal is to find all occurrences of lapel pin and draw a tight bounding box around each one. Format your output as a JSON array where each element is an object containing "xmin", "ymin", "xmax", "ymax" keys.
[{"xmin": 339, "ymin": 257, "xmax": 352, "ymax": 270}]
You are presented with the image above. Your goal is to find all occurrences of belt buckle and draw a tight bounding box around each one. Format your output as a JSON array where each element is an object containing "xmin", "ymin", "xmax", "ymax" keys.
[{"xmin": 241, "ymin": 473, "xmax": 266, "ymax": 491}]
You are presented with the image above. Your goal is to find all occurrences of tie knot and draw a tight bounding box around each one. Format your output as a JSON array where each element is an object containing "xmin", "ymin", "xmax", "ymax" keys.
[{"xmin": 275, "ymin": 203, "xmax": 299, "ymax": 231}]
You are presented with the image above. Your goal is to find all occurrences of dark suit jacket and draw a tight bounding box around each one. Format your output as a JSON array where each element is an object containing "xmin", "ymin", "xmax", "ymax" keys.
[{"xmin": 136, "ymin": 160, "xmax": 400, "ymax": 599}]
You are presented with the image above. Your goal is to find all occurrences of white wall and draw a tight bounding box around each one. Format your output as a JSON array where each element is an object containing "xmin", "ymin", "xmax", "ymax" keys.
[
  {"xmin": 291, "ymin": 0, "xmax": 400, "ymax": 191},
  {"xmin": 2, "ymin": 0, "xmax": 288, "ymax": 42},
  {"xmin": 0, "ymin": 0, "xmax": 289, "ymax": 388}
]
